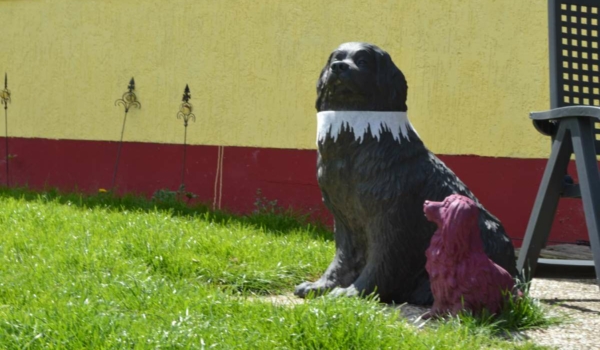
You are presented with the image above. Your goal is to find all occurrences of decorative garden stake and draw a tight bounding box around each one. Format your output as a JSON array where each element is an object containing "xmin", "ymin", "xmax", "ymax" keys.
[
  {"xmin": 112, "ymin": 77, "xmax": 141, "ymax": 189},
  {"xmin": 423, "ymin": 194, "xmax": 519, "ymax": 318},
  {"xmin": 0, "ymin": 73, "xmax": 11, "ymax": 186},
  {"xmin": 176, "ymin": 84, "xmax": 195, "ymax": 187}
]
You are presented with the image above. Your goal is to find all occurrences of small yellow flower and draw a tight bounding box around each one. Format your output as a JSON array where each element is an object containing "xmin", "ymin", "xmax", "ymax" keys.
[{"xmin": 98, "ymin": 188, "xmax": 108, "ymax": 193}]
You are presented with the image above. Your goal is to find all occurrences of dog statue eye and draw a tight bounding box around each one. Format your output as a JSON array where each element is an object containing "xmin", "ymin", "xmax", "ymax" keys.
[{"xmin": 356, "ymin": 59, "xmax": 368, "ymax": 67}]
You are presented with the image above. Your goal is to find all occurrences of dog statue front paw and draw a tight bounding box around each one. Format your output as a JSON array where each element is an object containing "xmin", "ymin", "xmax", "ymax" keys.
[
  {"xmin": 294, "ymin": 280, "xmax": 335, "ymax": 298},
  {"xmin": 328, "ymin": 285, "xmax": 360, "ymax": 298}
]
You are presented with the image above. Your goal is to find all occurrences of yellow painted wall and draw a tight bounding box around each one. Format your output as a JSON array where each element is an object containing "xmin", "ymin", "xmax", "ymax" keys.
[{"xmin": 0, "ymin": 0, "xmax": 551, "ymax": 158}]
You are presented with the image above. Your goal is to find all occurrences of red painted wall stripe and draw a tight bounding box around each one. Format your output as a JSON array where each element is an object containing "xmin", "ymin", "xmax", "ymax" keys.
[{"xmin": 1, "ymin": 137, "xmax": 593, "ymax": 247}]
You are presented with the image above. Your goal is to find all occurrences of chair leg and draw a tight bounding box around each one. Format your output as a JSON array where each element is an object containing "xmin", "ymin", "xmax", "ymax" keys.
[
  {"xmin": 570, "ymin": 118, "xmax": 600, "ymax": 286},
  {"xmin": 517, "ymin": 123, "xmax": 573, "ymax": 281}
]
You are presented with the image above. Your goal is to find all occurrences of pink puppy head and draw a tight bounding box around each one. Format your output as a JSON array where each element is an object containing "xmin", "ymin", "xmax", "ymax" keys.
[{"xmin": 423, "ymin": 194, "xmax": 484, "ymax": 256}]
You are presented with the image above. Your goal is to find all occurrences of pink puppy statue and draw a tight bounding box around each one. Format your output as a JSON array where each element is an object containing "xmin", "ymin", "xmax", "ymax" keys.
[{"xmin": 423, "ymin": 194, "xmax": 519, "ymax": 318}]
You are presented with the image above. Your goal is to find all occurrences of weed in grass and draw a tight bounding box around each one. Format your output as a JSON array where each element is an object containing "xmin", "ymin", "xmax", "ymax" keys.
[
  {"xmin": 152, "ymin": 184, "xmax": 198, "ymax": 205},
  {"xmin": 440, "ymin": 279, "xmax": 563, "ymax": 338},
  {"xmin": 253, "ymin": 188, "xmax": 280, "ymax": 215}
]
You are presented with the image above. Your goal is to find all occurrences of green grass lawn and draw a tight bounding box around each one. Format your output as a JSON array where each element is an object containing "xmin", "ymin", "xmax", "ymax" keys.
[{"xmin": 0, "ymin": 189, "xmax": 552, "ymax": 349}]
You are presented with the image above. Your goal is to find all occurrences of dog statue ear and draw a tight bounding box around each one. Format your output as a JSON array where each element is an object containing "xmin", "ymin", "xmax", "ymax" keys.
[
  {"xmin": 441, "ymin": 197, "xmax": 483, "ymax": 255},
  {"xmin": 315, "ymin": 53, "xmax": 334, "ymax": 111},
  {"xmin": 377, "ymin": 52, "xmax": 408, "ymax": 112}
]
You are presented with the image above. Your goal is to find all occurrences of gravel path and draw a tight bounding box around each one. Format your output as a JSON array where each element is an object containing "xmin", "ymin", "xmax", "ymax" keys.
[{"xmin": 521, "ymin": 278, "xmax": 600, "ymax": 350}]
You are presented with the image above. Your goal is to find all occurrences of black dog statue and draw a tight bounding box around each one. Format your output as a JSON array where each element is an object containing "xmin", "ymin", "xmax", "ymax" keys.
[{"xmin": 294, "ymin": 42, "xmax": 517, "ymax": 305}]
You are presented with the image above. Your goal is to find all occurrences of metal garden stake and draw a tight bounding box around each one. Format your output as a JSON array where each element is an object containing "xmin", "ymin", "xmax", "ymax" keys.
[
  {"xmin": 112, "ymin": 77, "xmax": 141, "ymax": 189},
  {"xmin": 177, "ymin": 84, "xmax": 195, "ymax": 187},
  {"xmin": 0, "ymin": 73, "xmax": 11, "ymax": 187}
]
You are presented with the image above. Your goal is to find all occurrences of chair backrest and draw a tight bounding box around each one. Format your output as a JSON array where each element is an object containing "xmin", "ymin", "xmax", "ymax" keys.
[{"xmin": 549, "ymin": 0, "xmax": 600, "ymax": 152}]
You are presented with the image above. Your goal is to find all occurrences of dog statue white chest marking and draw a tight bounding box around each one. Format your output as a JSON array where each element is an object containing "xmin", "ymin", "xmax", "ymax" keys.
[{"xmin": 316, "ymin": 111, "xmax": 419, "ymax": 145}]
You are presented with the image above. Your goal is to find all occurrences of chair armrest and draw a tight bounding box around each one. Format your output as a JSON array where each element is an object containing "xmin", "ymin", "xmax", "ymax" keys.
[
  {"xmin": 529, "ymin": 106, "xmax": 600, "ymax": 136},
  {"xmin": 530, "ymin": 106, "xmax": 600, "ymax": 121}
]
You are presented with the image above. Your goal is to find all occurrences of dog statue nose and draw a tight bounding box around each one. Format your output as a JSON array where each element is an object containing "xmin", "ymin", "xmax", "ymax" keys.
[{"xmin": 330, "ymin": 61, "xmax": 349, "ymax": 73}]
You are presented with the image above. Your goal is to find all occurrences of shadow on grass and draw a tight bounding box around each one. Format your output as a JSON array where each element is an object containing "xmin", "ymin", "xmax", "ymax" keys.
[{"xmin": 0, "ymin": 186, "xmax": 333, "ymax": 241}]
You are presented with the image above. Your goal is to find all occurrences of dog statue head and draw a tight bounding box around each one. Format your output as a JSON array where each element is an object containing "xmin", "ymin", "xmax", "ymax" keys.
[
  {"xmin": 423, "ymin": 194, "xmax": 485, "ymax": 258},
  {"xmin": 316, "ymin": 42, "xmax": 408, "ymax": 112}
]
